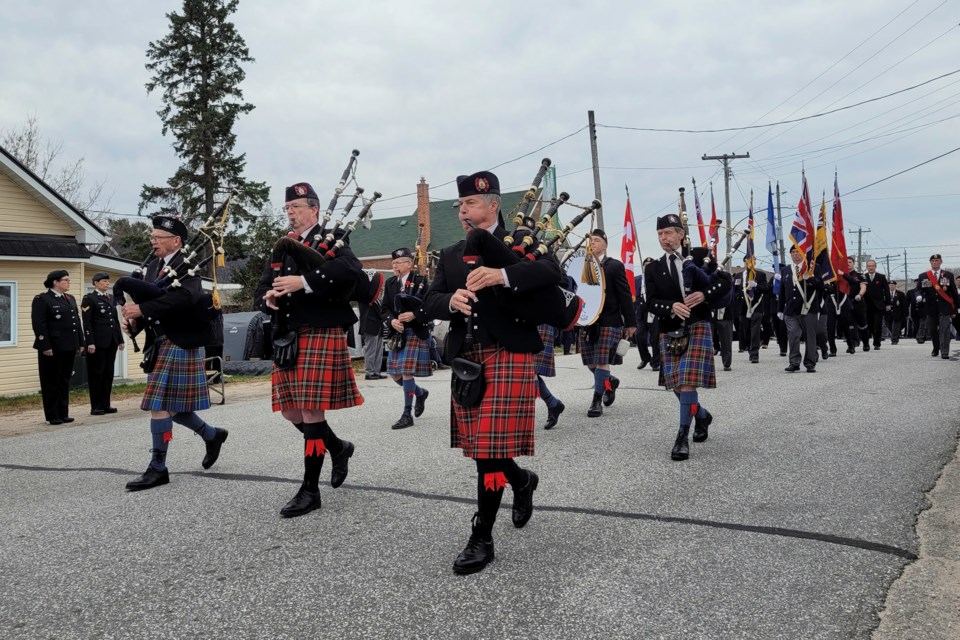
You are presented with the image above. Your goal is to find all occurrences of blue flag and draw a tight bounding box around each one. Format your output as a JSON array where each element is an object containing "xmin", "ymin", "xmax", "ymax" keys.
[{"xmin": 766, "ymin": 183, "xmax": 780, "ymax": 295}]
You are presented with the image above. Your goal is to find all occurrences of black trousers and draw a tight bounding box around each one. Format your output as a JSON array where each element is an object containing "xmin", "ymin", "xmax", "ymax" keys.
[
  {"xmin": 635, "ymin": 320, "xmax": 652, "ymax": 364},
  {"xmin": 740, "ymin": 311, "xmax": 763, "ymax": 359},
  {"xmin": 866, "ymin": 304, "xmax": 884, "ymax": 347},
  {"xmin": 86, "ymin": 343, "xmax": 119, "ymax": 411},
  {"xmin": 39, "ymin": 350, "xmax": 75, "ymax": 422},
  {"xmin": 714, "ymin": 319, "xmax": 733, "ymax": 368}
]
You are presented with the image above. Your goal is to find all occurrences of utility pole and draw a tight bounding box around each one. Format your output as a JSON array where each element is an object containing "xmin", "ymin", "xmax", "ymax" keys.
[
  {"xmin": 587, "ymin": 110, "xmax": 604, "ymax": 230},
  {"xmin": 883, "ymin": 254, "xmax": 892, "ymax": 278},
  {"xmin": 903, "ymin": 250, "xmax": 909, "ymax": 287},
  {"xmin": 775, "ymin": 181, "xmax": 786, "ymax": 259},
  {"xmin": 702, "ymin": 152, "xmax": 750, "ymax": 259},
  {"xmin": 850, "ymin": 226, "xmax": 872, "ymax": 270}
]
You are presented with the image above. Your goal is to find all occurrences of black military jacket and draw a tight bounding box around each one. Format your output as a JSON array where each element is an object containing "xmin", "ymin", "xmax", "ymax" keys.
[
  {"xmin": 915, "ymin": 270, "xmax": 959, "ymax": 317},
  {"xmin": 596, "ymin": 256, "xmax": 638, "ymax": 329},
  {"xmin": 644, "ymin": 254, "xmax": 731, "ymax": 332},
  {"xmin": 82, "ymin": 291, "xmax": 123, "ymax": 348},
  {"xmin": 32, "ymin": 290, "xmax": 83, "ymax": 351},
  {"xmin": 778, "ymin": 265, "xmax": 824, "ymax": 317}
]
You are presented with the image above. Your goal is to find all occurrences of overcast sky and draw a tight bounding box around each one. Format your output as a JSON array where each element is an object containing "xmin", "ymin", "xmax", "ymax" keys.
[{"xmin": 2, "ymin": 0, "xmax": 958, "ymax": 278}]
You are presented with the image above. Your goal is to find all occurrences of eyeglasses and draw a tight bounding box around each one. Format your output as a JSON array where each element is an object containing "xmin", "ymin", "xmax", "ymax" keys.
[
  {"xmin": 282, "ymin": 204, "xmax": 312, "ymax": 212},
  {"xmin": 149, "ymin": 233, "xmax": 178, "ymax": 240}
]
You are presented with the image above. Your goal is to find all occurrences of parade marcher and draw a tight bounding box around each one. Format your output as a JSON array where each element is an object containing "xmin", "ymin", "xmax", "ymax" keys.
[
  {"xmin": 121, "ymin": 217, "xmax": 229, "ymax": 491},
  {"xmin": 423, "ymin": 170, "xmax": 558, "ymax": 575},
  {"xmin": 633, "ymin": 273, "xmax": 651, "ymax": 369},
  {"xmin": 32, "ymin": 269, "xmax": 83, "ymax": 425},
  {"xmin": 863, "ymin": 259, "xmax": 891, "ymax": 350},
  {"xmin": 823, "ymin": 281, "xmax": 855, "ymax": 356},
  {"xmin": 735, "ymin": 263, "xmax": 770, "ymax": 364},
  {"xmin": 711, "ymin": 264, "xmax": 735, "ymax": 372},
  {"xmin": 81, "ymin": 272, "xmax": 124, "ymax": 415},
  {"xmin": 886, "ymin": 281, "xmax": 907, "ymax": 344},
  {"xmin": 255, "ymin": 183, "xmax": 362, "ymax": 516},
  {"xmin": 535, "ymin": 323, "xmax": 565, "ymax": 429},
  {"xmin": 357, "ymin": 299, "xmax": 385, "ymax": 379},
  {"xmin": 579, "ymin": 229, "xmax": 637, "ymax": 418},
  {"xmin": 382, "ymin": 247, "xmax": 431, "ymax": 430},
  {"xmin": 915, "ymin": 254, "xmax": 959, "ymax": 359},
  {"xmin": 644, "ymin": 217, "xmax": 730, "ymax": 461},
  {"xmin": 840, "ymin": 257, "xmax": 869, "ymax": 351},
  {"xmin": 779, "ymin": 246, "xmax": 824, "ymax": 373}
]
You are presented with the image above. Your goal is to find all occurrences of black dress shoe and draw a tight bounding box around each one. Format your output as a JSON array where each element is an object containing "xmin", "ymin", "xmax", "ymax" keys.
[
  {"xmin": 91, "ymin": 409, "xmax": 105, "ymax": 416},
  {"xmin": 435, "ymin": 364, "xmax": 450, "ymax": 371},
  {"xmin": 821, "ymin": 351, "xmax": 829, "ymax": 360},
  {"xmin": 806, "ymin": 367, "xmax": 816, "ymax": 373},
  {"xmin": 863, "ymin": 345, "xmax": 871, "ymax": 352},
  {"xmin": 942, "ymin": 356, "xmax": 951, "ymax": 360},
  {"xmin": 48, "ymin": 419, "xmax": 63, "ymax": 425},
  {"xmin": 364, "ymin": 373, "xmax": 383, "ymax": 380},
  {"xmin": 932, "ymin": 350, "xmax": 940, "ymax": 357},
  {"xmin": 602, "ymin": 376, "xmax": 619, "ymax": 407},
  {"xmin": 846, "ymin": 347, "xmax": 855, "ymax": 354},
  {"xmin": 544, "ymin": 400, "xmax": 565, "ymax": 430},
  {"xmin": 692, "ymin": 409, "xmax": 712, "ymax": 443},
  {"xmin": 749, "ymin": 358, "xmax": 758, "ymax": 364},
  {"xmin": 637, "ymin": 360, "xmax": 649, "ymax": 370},
  {"xmin": 391, "ymin": 414, "xmax": 415, "ymax": 430},
  {"xmin": 414, "ymin": 388, "xmax": 429, "ymax": 418},
  {"xmin": 723, "ymin": 366, "xmax": 732, "ymax": 371},
  {"xmin": 779, "ymin": 352, "xmax": 787, "ymax": 357},
  {"xmin": 104, "ymin": 407, "xmax": 118, "ymax": 414},
  {"xmin": 784, "ymin": 364, "xmax": 800, "ymax": 372},
  {"xmin": 671, "ymin": 433, "xmax": 689, "ymax": 461},
  {"xmin": 587, "ymin": 393, "xmax": 603, "ymax": 418},
  {"xmin": 453, "ymin": 514, "xmax": 495, "ymax": 575},
  {"xmin": 874, "ymin": 344, "xmax": 881, "ymax": 350},
  {"xmin": 201, "ymin": 428, "xmax": 229, "ymax": 470},
  {"xmin": 330, "ymin": 441, "xmax": 354, "ymax": 488},
  {"xmin": 126, "ymin": 466, "xmax": 170, "ymax": 492},
  {"xmin": 830, "ymin": 350, "xmax": 838, "ymax": 357},
  {"xmin": 512, "ymin": 471, "xmax": 539, "ymax": 528},
  {"xmin": 650, "ymin": 364, "xmax": 660, "ymax": 371},
  {"xmin": 280, "ymin": 484, "xmax": 322, "ymax": 518},
  {"xmin": 61, "ymin": 417, "xmax": 75, "ymax": 423}
]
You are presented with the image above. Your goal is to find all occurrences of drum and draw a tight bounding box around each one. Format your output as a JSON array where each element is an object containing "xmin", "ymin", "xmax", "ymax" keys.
[{"xmin": 562, "ymin": 248, "xmax": 606, "ymax": 326}]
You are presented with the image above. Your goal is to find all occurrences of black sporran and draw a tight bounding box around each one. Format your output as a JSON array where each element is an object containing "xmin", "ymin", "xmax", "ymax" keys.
[
  {"xmin": 450, "ymin": 357, "xmax": 485, "ymax": 408},
  {"xmin": 140, "ymin": 342, "xmax": 158, "ymax": 374},
  {"xmin": 272, "ymin": 330, "xmax": 299, "ymax": 370},
  {"xmin": 666, "ymin": 326, "xmax": 689, "ymax": 356}
]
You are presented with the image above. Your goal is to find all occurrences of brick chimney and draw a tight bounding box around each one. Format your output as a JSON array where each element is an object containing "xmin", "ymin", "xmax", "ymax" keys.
[{"xmin": 416, "ymin": 177, "xmax": 431, "ymax": 273}]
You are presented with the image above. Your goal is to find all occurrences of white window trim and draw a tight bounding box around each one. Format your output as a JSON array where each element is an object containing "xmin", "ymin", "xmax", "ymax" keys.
[{"xmin": 0, "ymin": 281, "xmax": 17, "ymax": 347}]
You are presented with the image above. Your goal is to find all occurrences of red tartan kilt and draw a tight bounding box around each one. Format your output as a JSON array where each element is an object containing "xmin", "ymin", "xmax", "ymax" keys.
[
  {"xmin": 386, "ymin": 331, "xmax": 432, "ymax": 377},
  {"xmin": 658, "ymin": 320, "xmax": 716, "ymax": 390},
  {"xmin": 141, "ymin": 339, "xmax": 210, "ymax": 412},
  {"xmin": 533, "ymin": 324, "xmax": 556, "ymax": 377},
  {"xmin": 272, "ymin": 327, "xmax": 363, "ymax": 412},
  {"xmin": 450, "ymin": 343, "xmax": 536, "ymax": 459}
]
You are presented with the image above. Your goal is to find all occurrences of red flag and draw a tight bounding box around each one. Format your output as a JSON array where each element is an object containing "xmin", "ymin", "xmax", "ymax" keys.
[
  {"xmin": 830, "ymin": 172, "xmax": 849, "ymax": 294},
  {"xmin": 621, "ymin": 190, "xmax": 638, "ymax": 301},
  {"xmin": 693, "ymin": 179, "xmax": 707, "ymax": 247},
  {"xmin": 708, "ymin": 183, "xmax": 719, "ymax": 260}
]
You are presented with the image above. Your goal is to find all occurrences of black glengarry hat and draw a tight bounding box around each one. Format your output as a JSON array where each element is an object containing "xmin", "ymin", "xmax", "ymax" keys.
[
  {"xmin": 656, "ymin": 214, "xmax": 683, "ymax": 230},
  {"xmin": 590, "ymin": 228, "xmax": 607, "ymax": 242},
  {"xmin": 391, "ymin": 247, "xmax": 413, "ymax": 260},
  {"xmin": 456, "ymin": 171, "xmax": 500, "ymax": 198},
  {"xmin": 152, "ymin": 216, "xmax": 189, "ymax": 243},
  {"xmin": 286, "ymin": 182, "xmax": 319, "ymax": 202}
]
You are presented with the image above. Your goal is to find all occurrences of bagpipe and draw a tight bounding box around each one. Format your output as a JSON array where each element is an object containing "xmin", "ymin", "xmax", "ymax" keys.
[
  {"xmin": 460, "ymin": 160, "xmax": 600, "ymax": 347},
  {"xmin": 114, "ymin": 191, "xmax": 235, "ymax": 353},
  {"xmin": 384, "ymin": 224, "xmax": 430, "ymax": 351},
  {"xmin": 269, "ymin": 152, "xmax": 384, "ymax": 306}
]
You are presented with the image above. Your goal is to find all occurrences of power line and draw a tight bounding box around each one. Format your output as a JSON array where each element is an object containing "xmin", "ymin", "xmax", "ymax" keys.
[
  {"xmin": 595, "ymin": 68, "xmax": 960, "ymax": 134},
  {"xmin": 846, "ymin": 145, "xmax": 960, "ymax": 195}
]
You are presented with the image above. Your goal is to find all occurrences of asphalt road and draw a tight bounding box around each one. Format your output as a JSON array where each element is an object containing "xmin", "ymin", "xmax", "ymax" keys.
[{"xmin": 1, "ymin": 340, "xmax": 957, "ymax": 639}]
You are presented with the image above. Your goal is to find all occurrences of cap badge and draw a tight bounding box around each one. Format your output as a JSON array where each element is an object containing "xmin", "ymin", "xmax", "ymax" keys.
[
  {"xmin": 294, "ymin": 184, "xmax": 308, "ymax": 197},
  {"xmin": 162, "ymin": 219, "xmax": 174, "ymax": 230},
  {"xmin": 475, "ymin": 177, "xmax": 489, "ymax": 193}
]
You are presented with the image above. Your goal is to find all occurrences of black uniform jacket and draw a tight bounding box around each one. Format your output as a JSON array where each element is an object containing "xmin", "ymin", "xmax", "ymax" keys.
[
  {"xmin": 82, "ymin": 291, "xmax": 123, "ymax": 348},
  {"xmin": 254, "ymin": 223, "xmax": 361, "ymax": 330},
  {"xmin": 842, "ymin": 271, "xmax": 867, "ymax": 309},
  {"xmin": 383, "ymin": 272, "xmax": 431, "ymax": 340},
  {"xmin": 864, "ymin": 272, "xmax": 891, "ymax": 310},
  {"xmin": 357, "ymin": 301, "xmax": 383, "ymax": 336},
  {"xmin": 424, "ymin": 225, "xmax": 562, "ymax": 360},
  {"xmin": 778, "ymin": 265, "xmax": 824, "ymax": 317},
  {"xmin": 886, "ymin": 290, "xmax": 908, "ymax": 322},
  {"xmin": 131, "ymin": 250, "xmax": 215, "ymax": 350},
  {"xmin": 32, "ymin": 290, "xmax": 84, "ymax": 351},
  {"xmin": 597, "ymin": 256, "xmax": 638, "ymax": 328},
  {"xmin": 644, "ymin": 254, "xmax": 731, "ymax": 333},
  {"xmin": 733, "ymin": 270, "xmax": 771, "ymax": 317},
  {"xmin": 915, "ymin": 270, "xmax": 959, "ymax": 316}
]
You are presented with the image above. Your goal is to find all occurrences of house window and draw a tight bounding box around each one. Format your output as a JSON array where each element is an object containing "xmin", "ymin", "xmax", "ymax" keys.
[{"xmin": 0, "ymin": 282, "xmax": 16, "ymax": 346}]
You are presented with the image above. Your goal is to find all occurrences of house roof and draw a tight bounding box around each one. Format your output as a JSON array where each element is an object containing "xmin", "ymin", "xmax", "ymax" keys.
[
  {"xmin": 0, "ymin": 144, "xmax": 106, "ymax": 244},
  {"xmin": 0, "ymin": 232, "xmax": 92, "ymax": 259},
  {"xmin": 349, "ymin": 190, "xmax": 532, "ymax": 258}
]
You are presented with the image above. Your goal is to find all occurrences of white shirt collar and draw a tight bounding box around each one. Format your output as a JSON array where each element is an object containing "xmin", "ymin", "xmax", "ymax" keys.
[{"xmin": 49, "ymin": 289, "xmax": 63, "ymax": 297}]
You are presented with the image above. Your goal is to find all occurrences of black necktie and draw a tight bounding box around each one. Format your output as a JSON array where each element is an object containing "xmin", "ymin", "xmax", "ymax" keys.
[{"xmin": 669, "ymin": 255, "xmax": 681, "ymax": 293}]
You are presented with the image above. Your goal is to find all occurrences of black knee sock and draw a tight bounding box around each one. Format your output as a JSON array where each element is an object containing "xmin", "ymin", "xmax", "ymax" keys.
[
  {"xmin": 502, "ymin": 458, "xmax": 529, "ymax": 489},
  {"xmin": 303, "ymin": 444, "xmax": 324, "ymax": 491},
  {"xmin": 474, "ymin": 459, "xmax": 508, "ymax": 536},
  {"xmin": 303, "ymin": 420, "xmax": 344, "ymax": 456}
]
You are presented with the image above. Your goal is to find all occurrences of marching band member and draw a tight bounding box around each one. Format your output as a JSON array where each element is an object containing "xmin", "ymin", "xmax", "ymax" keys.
[
  {"xmin": 535, "ymin": 322, "xmax": 565, "ymax": 429},
  {"xmin": 383, "ymin": 246, "xmax": 431, "ymax": 430},
  {"xmin": 579, "ymin": 229, "xmax": 636, "ymax": 418},
  {"xmin": 121, "ymin": 217, "xmax": 229, "ymax": 491},
  {"xmin": 644, "ymin": 215, "xmax": 730, "ymax": 461},
  {"xmin": 424, "ymin": 170, "xmax": 557, "ymax": 575},
  {"xmin": 255, "ymin": 183, "xmax": 362, "ymax": 517}
]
